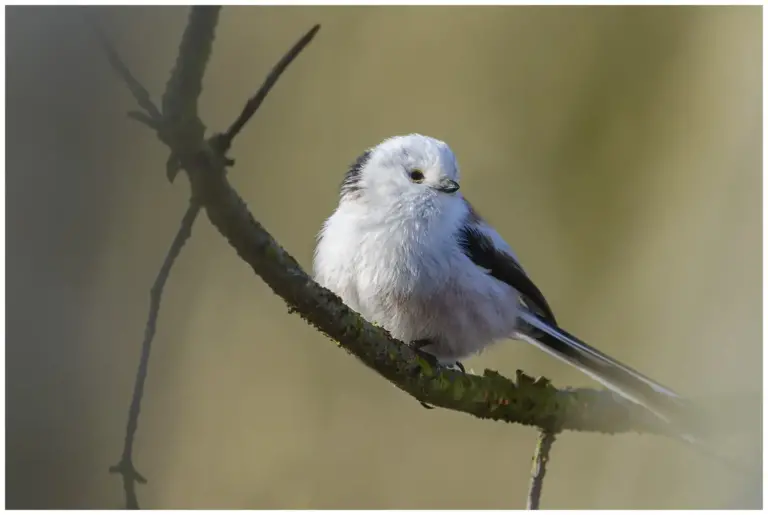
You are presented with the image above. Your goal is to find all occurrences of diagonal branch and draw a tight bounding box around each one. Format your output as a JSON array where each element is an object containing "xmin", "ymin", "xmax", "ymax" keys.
[{"xmin": 182, "ymin": 145, "xmax": 669, "ymax": 435}]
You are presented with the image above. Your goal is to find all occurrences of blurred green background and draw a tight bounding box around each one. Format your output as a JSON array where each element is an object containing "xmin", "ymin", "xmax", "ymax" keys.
[{"xmin": 5, "ymin": 5, "xmax": 762, "ymax": 509}]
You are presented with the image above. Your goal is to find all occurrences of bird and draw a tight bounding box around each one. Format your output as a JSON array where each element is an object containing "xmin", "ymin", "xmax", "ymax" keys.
[{"xmin": 312, "ymin": 133, "xmax": 684, "ymax": 422}]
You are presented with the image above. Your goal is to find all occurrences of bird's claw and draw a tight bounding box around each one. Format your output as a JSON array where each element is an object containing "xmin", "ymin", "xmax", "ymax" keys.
[
  {"xmin": 410, "ymin": 339, "xmax": 440, "ymax": 375},
  {"xmin": 409, "ymin": 341, "xmax": 467, "ymax": 408}
]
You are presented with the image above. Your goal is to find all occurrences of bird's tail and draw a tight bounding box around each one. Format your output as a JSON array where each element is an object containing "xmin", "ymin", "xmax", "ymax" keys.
[
  {"xmin": 516, "ymin": 309, "xmax": 754, "ymax": 476},
  {"xmin": 516, "ymin": 309, "xmax": 686, "ymax": 424}
]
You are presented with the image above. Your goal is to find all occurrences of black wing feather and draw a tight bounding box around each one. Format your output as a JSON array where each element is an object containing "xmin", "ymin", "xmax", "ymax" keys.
[{"xmin": 457, "ymin": 224, "xmax": 557, "ymax": 325}]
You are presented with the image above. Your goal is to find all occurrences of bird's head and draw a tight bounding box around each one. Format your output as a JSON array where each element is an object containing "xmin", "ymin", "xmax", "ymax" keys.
[{"xmin": 340, "ymin": 134, "xmax": 463, "ymax": 209}]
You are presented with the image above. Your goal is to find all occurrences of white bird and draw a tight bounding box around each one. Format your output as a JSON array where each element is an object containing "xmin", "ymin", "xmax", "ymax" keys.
[{"xmin": 313, "ymin": 133, "xmax": 684, "ymax": 422}]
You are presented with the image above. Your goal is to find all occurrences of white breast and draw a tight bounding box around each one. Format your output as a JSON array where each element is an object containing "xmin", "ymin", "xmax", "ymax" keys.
[{"xmin": 313, "ymin": 198, "xmax": 522, "ymax": 363}]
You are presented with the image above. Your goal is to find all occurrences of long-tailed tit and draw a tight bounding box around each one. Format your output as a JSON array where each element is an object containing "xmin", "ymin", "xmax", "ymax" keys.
[{"xmin": 313, "ymin": 133, "xmax": 683, "ymax": 422}]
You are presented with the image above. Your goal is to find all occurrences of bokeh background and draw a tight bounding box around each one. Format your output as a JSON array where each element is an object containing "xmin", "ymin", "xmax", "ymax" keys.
[{"xmin": 5, "ymin": 5, "xmax": 762, "ymax": 509}]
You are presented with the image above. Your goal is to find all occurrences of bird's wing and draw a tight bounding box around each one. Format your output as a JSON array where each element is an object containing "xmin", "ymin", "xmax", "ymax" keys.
[
  {"xmin": 456, "ymin": 222, "xmax": 557, "ymax": 325},
  {"xmin": 455, "ymin": 218, "xmax": 678, "ymax": 394},
  {"xmin": 453, "ymin": 210, "xmax": 750, "ymax": 471},
  {"xmin": 457, "ymin": 219, "xmax": 689, "ymax": 419}
]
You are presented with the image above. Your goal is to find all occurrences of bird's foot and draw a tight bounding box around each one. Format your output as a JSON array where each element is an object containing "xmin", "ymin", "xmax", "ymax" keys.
[
  {"xmin": 446, "ymin": 361, "xmax": 466, "ymax": 374},
  {"xmin": 407, "ymin": 343, "xmax": 468, "ymax": 407}
]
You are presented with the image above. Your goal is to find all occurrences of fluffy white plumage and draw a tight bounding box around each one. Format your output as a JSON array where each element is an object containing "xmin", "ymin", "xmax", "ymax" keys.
[
  {"xmin": 314, "ymin": 133, "xmax": 682, "ymax": 422},
  {"xmin": 314, "ymin": 134, "xmax": 522, "ymax": 363}
]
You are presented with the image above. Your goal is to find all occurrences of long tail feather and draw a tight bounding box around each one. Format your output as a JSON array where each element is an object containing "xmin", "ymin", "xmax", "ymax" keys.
[
  {"xmin": 516, "ymin": 309, "xmax": 686, "ymax": 423},
  {"xmin": 515, "ymin": 309, "xmax": 758, "ymax": 476},
  {"xmin": 518, "ymin": 309, "xmax": 751, "ymax": 475}
]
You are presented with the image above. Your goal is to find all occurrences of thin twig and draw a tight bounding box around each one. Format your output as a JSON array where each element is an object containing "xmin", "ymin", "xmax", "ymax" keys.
[
  {"xmin": 87, "ymin": 17, "xmax": 162, "ymax": 122},
  {"xmin": 526, "ymin": 430, "xmax": 558, "ymax": 510},
  {"xmin": 216, "ymin": 24, "xmax": 321, "ymax": 153},
  {"xmin": 108, "ymin": 202, "xmax": 200, "ymax": 509},
  {"xmin": 88, "ymin": 16, "xmax": 184, "ymax": 510}
]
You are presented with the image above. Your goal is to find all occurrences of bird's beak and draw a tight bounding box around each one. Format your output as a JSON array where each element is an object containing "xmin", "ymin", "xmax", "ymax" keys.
[{"xmin": 434, "ymin": 178, "xmax": 460, "ymax": 194}]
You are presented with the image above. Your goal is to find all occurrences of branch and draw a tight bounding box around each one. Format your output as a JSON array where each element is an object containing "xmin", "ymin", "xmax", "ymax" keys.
[
  {"xmin": 191, "ymin": 149, "xmax": 674, "ymax": 435},
  {"xmin": 161, "ymin": 5, "xmax": 220, "ymax": 123},
  {"xmin": 103, "ymin": 8, "xmax": 675, "ymax": 440},
  {"xmin": 215, "ymin": 24, "xmax": 321, "ymax": 155},
  {"xmin": 161, "ymin": 6, "xmax": 220, "ymax": 182},
  {"xmin": 526, "ymin": 430, "xmax": 558, "ymax": 509},
  {"xmin": 108, "ymin": 202, "xmax": 199, "ymax": 509},
  {"xmin": 88, "ymin": 19, "xmax": 162, "ymax": 123}
]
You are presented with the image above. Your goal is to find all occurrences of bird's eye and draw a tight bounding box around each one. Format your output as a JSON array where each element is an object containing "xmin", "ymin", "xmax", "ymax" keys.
[{"xmin": 409, "ymin": 169, "xmax": 425, "ymax": 183}]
